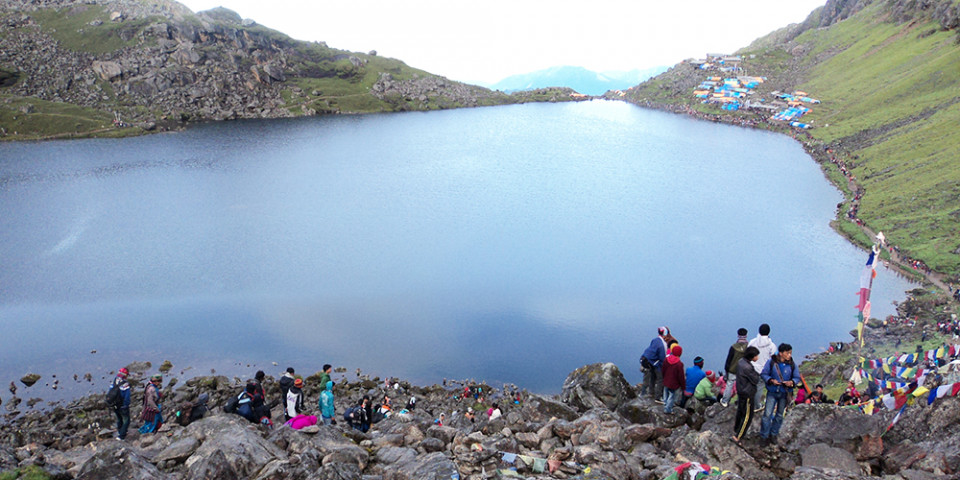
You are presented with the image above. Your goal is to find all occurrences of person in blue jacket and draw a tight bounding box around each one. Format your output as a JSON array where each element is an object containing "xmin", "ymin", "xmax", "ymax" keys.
[
  {"xmin": 640, "ymin": 326, "xmax": 670, "ymax": 401},
  {"xmin": 680, "ymin": 357, "xmax": 706, "ymax": 407},
  {"xmin": 759, "ymin": 343, "xmax": 801, "ymax": 443},
  {"xmin": 110, "ymin": 367, "xmax": 132, "ymax": 440}
]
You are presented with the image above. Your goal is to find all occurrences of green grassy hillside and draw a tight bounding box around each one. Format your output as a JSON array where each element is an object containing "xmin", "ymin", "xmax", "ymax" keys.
[{"xmin": 625, "ymin": 0, "xmax": 960, "ymax": 280}]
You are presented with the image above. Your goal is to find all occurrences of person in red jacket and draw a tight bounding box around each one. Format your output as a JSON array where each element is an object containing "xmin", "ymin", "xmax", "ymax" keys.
[{"xmin": 662, "ymin": 344, "xmax": 686, "ymax": 414}]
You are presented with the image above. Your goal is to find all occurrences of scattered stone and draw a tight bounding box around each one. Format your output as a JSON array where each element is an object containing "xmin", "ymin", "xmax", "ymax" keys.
[
  {"xmin": 159, "ymin": 360, "xmax": 173, "ymax": 373},
  {"xmin": 20, "ymin": 374, "xmax": 41, "ymax": 387}
]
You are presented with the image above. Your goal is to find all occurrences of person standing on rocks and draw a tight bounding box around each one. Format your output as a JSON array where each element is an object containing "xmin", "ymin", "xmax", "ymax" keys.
[
  {"xmin": 640, "ymin": 326, "xmax": 670, "ymax": 402},
  {"xmin": 110, "ymin": 367, "xmax": 132, "ymax": 440},
  {"xmin": 319, "ymin": 380, "xmax": 335, "ymax": 425},
  {"xmin": 138, "ymin": 374, "xmax": 163, "ymax": 434},
  {"xmin": 721, "ymin": 327, "xmax": 749, "ymax": 407},
  {"xmin": 759, "ymin": 343, "xmax": 801, "ymax": 445},
  {"xmin": 662, "ymin": 344, "xmax": 686, "ymax": 414},
  {"xmin": 732, "ymin": 346, "xmax": 761, "ymax": 445},
  {"xmin": 748, "ymin": 323, "xmax": 777, "ymax": 410},
  {"xmin": 319, "ymin": 364, "xmax": 332, "ymax": 389}
]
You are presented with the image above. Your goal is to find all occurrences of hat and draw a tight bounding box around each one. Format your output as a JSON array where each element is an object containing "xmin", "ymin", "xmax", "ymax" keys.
[
  {"xmin": 671, "ymin": 345, "xmax": 682, "ymax": 357},
  {"xmin": 118, "ymin": 367, "xmax": 129, "ymax": 377},
  {"xmin": 294, "ymin": 378, "xmax": 303, "ymax": 388},
  {"xmin": 706, "ymin": 370, "xmax": 716, "ymax": 381},
  {"xmin": 694, "ymin": 356, "xmax": 704, "ymax": 366},
  {"xmin": 151, "ymin": 374, "xmax": 162, "ymax": 381},
  {"xmin": 658, "ymin": 326, "xmax": 670, "ymax": 336}
]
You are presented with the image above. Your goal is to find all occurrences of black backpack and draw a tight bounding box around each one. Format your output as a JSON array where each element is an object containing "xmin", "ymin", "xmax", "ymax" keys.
[
  {"xmin": 177, "ymin": 401, "xmax": 195, "ymax": 426},
  {"xmin": 224, "ymin": 394, "xmax": 239, "ymax": 414},
  {"xmin": 106, "ymin": 382, "xmax": 121, "ymax": 407}
]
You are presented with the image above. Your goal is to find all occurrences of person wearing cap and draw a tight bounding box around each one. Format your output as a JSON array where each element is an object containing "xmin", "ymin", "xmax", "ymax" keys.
[
  {"xmin": 680, "ymin": 356, "xmax": 707, "ymax": 407},
  {"xmin": 110, "ymin": 367, "xmax": 132, "ymax": 440},
  {"xmin": 694, "ymin": 370, "xmax": 720, "ymax": 405},
  {"xmin": 640, "ymin": 326, "xmax": 670, "ymax": 402},
  {"xmin": 759, "ymin": 343, "xmax": 801, "ymax": 444},
  {"xmin": 279, "ymin": 367, "xmax": 296, "ymax": 421},
  {"xmin": 721, "ymin": 327, "xmax": 750, "ymax": 407},
  {"xmin": 138, "ymin": 374, "xmax": 163, "ymax": 434},
  {"xmin": 661, "ymin": 344, "xmax": 686, "ymax": 414},
  {"xmin": 806, "ymin": 384, "xmax": 829, "ymax": 404},
  {"xmin": 286, "ymin": 378, "xmax": 305, "ymax": 419}
]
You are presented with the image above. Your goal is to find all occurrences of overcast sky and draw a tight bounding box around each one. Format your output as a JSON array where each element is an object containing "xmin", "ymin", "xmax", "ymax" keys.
[{"xmin": 177, "ymin": 0, "xmax": 827, "ymax": 84}]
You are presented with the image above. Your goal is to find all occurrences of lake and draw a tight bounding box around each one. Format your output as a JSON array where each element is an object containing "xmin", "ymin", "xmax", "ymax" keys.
[{"xmin": 0, "ymin": 100, "xmax": 915, "ymax": 402}]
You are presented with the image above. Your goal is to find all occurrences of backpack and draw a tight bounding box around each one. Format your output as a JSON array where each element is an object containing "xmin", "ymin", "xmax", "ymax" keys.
[
  {"xmin": 106, "ymin": 382, "xmax": 120, "ymax": 407},
  {"xmin": 177, "ymin": 401, "xmax": 195, "ymax": 426},
  {"xmin": 224, "ymin": 394, "xmax": 239, "ymax": 414},
  {"xmin": 728, "ymin": 342, "xmax": 747, "ymax": 372}
]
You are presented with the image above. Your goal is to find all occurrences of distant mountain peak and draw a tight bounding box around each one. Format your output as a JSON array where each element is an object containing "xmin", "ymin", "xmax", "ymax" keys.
[{"xmin": 489, "ymin": 65, "xmax": 668, "ymax": 96}]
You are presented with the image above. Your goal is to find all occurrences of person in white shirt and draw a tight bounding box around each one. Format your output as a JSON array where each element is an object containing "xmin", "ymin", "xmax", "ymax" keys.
[{"xmin": 747, "ymin": 323, "xmax": 777, "ymax": 410}]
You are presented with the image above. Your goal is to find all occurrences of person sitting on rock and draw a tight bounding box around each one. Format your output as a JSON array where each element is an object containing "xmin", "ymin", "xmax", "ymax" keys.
[
  {"xmin": 487, "ymin": 402, "xmax": 502, "ymax": 421},
  {"xmin": 279, "ymin": 367, "xmax": 296, "ymax": 421},
  {"xmin": 837, "ymin": 381, "xmax": 861, "ymax": 406},
  {"xmin": 806, "ymin": 384, "xmax": 829, "ymax": 404},
  {"xmin": 681, "ymin": 356, "xmax": 706, "ymax": 408},
  {"xmin": 236, "ymin": 383, "xmax": 260, "ymax": 423},
  {"xmin": 344, "ymin": 396, "xmax": 372, "ymax": 432},
  {"xmin": 694, "ymin": 370, "xmax": 720, "ymax": 405},
  {"xmin": 189, "ymin": 393, "xmax": 209, "ymax": 424},
  {"xmin": 286, "ymin": 378, "xmax": 304, "ymax": 419}
]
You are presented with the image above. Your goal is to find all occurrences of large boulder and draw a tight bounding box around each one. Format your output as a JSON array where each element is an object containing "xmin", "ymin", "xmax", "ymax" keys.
[
  {"xmin": 384, "ymin": 451, "xmax": 458, "ymax": 480},
  {"xmin": 671, "ymin": 430, "xmax": 777, "ymax": 480},
  {"xmin": 617, "ymin": 397, "xmax": 688, "ymax": 428},
  {"xmin": 183, "ymin": 415, "xmax": 285, "ymax": 478},
  {"xmin": 801, "ymin": 443, "xmax": 861, "ymax": 474},
  {"xmin": 777, "ymin": 403, "xmax": 884, "ymax": 453},
  {"xmin": 560, "ymin": 363, "xmax": 636, "ymax": 412},
  {"xmin": 75, "ymin": 442, "xmax": 170, "ymax": 480},
  {"xmin": 523, "ymin": 394, "xmax": 579, "ymax": 421}
]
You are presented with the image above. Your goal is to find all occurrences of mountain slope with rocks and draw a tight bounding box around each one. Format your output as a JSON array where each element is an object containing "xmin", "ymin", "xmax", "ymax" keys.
[
  {"xmin": 616, "ymin": 0, "xmax": 960, "ymax": 281},
  {"xmin": 2, "ymin": 357, "xmax": 959, "ymax": 479},
  {"xmin": 0, "ymin": 0, "xmax": 582, "ymax": 140}
]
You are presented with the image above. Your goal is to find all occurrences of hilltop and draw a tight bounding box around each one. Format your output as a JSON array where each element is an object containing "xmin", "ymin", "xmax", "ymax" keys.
[
  {"xmin": 616, "ymin": 0, "xmax": 960, "ymax": 283},
  {"xmin": 0, "ymin": 0, "xmax": 584, "ymax": 140}
]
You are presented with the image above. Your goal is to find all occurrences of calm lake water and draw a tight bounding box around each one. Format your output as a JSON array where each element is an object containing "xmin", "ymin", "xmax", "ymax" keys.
[{"xmin": 0, "ymin": 100, "xmax": 914, "ymax": 402}]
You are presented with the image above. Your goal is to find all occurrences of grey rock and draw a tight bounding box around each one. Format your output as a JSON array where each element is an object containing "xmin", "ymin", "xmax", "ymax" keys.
[
  {"xmin": 92, "ymin": 61, "xmax": 123, "ymax": 81},
  {"xmin": 778, "ymin": 403, "xmax": 884, "ymax": 452},
  {"xmin": 385, "ymin": 451, "xmax": 458, "ymax": 480},
  {"xmin": 153, "ymin": 435, "xmax": 200, "ymax": 463},
  {"xmin": 801, "ymin": 443, "xmax": 861, "ymax": 473},
  {"xmin": 375, "ymin": 446, "xmax": 417, "ymax": 465},
  {"xmin": 76, "ymin": 442, "xmax": 170, "ymax": 480},
  {"xmin": 183, "ymin": 415, "xmax": 285, "ymax": 477},
  {"xmin": 560, "ymin": 363, "xmax": 636, "ymax": 411}
]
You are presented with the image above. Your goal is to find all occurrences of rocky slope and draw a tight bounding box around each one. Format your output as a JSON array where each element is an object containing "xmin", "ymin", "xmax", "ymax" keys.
[
  {"xmin": 0, "ymin": 0, "xmax": 583, "ymax": 139},
  {"xmin": 2, "ymin": 357, "xmax": 959, "ymax": 480}
]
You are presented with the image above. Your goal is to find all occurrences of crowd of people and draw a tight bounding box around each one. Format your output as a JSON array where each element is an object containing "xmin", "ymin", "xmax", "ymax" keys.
[{"xmin": 641, "ymin": 323, "xmax": 840, "ymax": 447}]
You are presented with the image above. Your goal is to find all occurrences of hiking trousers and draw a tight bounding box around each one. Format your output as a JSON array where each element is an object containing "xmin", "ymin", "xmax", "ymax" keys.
[
  {"xmin": 641, "ymin": 365, "xmax": 664, "ymax": 400},
  {"xmin": 722, "ymin": 373, "xmax": 737, "ymax": 404},
  {"xmin": 114, "ymin": 407, "xmax": 130, "ymax": 439},
  {"xmin": 733, "ymin": 395, "xmax": 754, "ymax": 439}
]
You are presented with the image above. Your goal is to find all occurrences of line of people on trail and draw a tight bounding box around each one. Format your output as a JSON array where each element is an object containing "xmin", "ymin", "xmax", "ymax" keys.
[
  {"xmin": 107, "ymin": 369, "xmax": 211, "ymax": 441},
  {"xmin": 640, "ymin": 323, "xmax": 806, "ymax": 447}
]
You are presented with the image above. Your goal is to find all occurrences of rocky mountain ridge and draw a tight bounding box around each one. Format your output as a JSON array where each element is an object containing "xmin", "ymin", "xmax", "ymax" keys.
[{"xmin": 0, "ymin": 0, "xmax": 581, "ymax": 138}]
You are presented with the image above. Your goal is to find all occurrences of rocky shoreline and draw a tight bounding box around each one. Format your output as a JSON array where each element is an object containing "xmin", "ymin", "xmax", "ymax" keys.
[{"xmin": 2, "ymin": 290, "xmax": 959, "ymax": 480}]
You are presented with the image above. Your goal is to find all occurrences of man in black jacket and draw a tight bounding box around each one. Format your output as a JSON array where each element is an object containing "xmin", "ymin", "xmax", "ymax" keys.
[{"xmin": 732, "ymin": 346, "xmax": 761, "ymax": 445}]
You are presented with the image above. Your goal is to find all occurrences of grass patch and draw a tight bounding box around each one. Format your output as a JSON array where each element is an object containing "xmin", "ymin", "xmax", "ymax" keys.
[
  {"xmin": 30, "ymin": 5, "xmax": 157, "ymax": 54},
  {"xmin": 0, "ymin": 94, "xmax": 130, "ymax": 140},
  {"xmin": 0, "ymin": 466, "xmax": 53, "ymax": 480}
]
